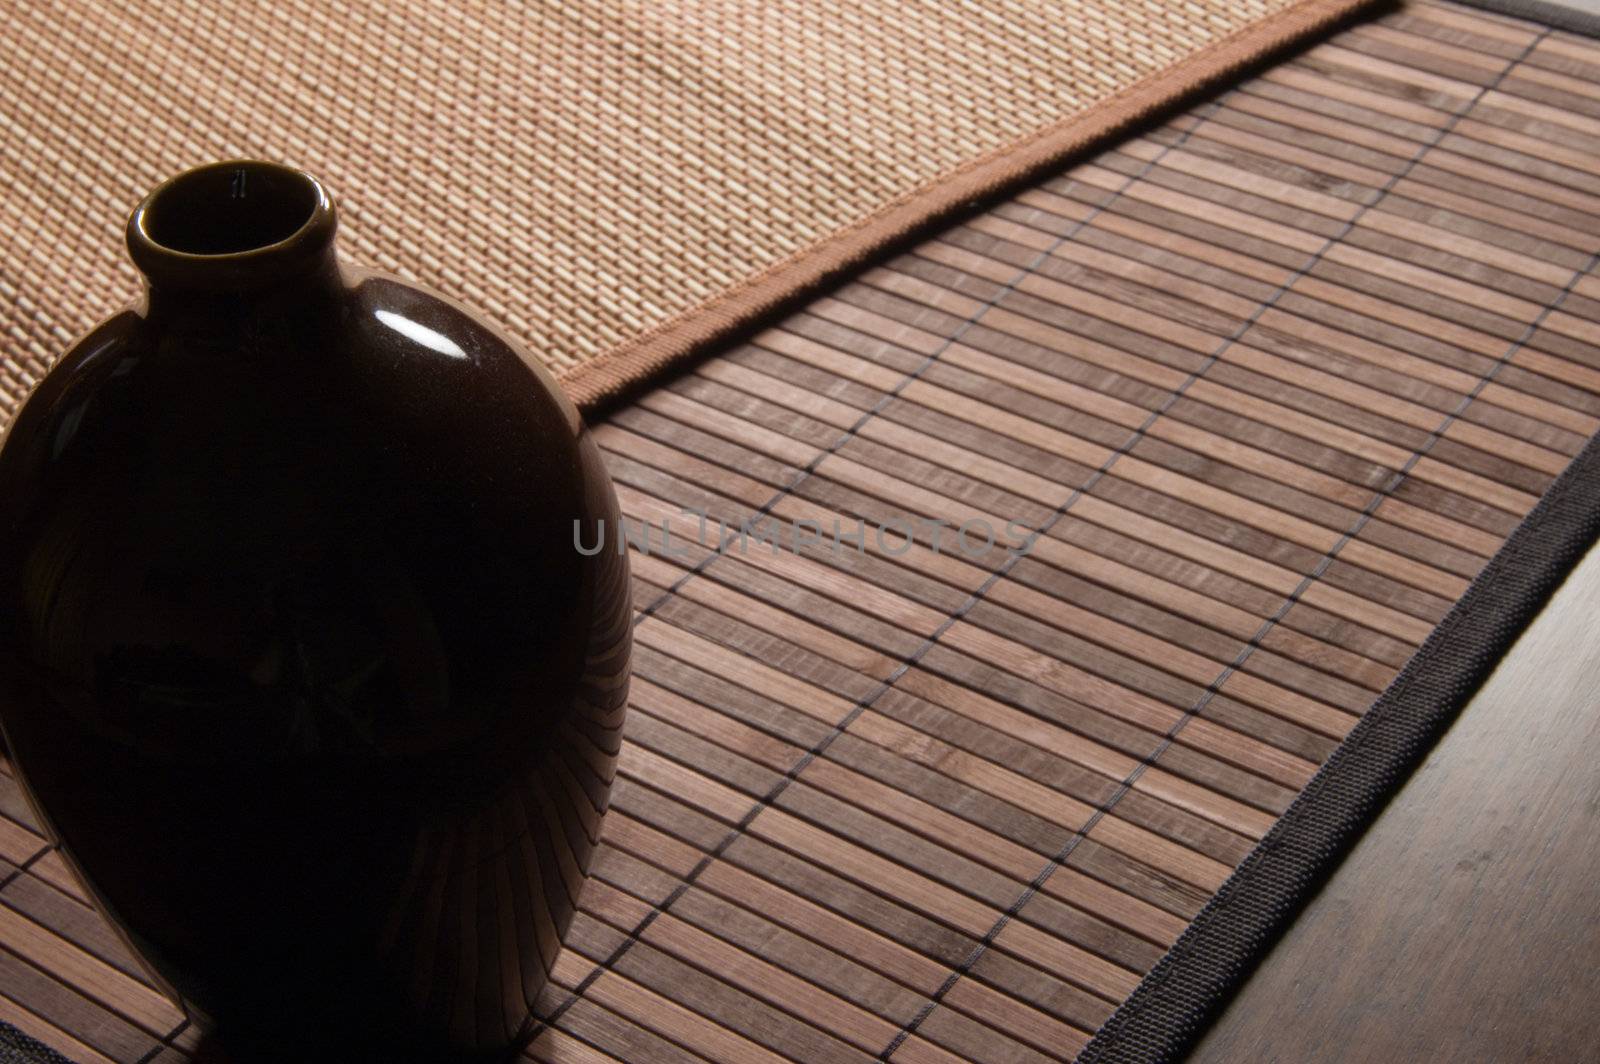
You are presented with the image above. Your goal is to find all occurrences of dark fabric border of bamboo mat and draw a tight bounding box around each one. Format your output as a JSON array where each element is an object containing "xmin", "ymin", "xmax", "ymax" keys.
[
  {"xmin": 1456, "ymin": 0, "xmax": 1600, "ymax": 38},
  {"xmin": 1076, "ymin": 426, "xmax": 1600, "ymax": 1063},
  {"xmin": 0, "ymin": 1022, "xmax": 70, "ymax": 1064}
]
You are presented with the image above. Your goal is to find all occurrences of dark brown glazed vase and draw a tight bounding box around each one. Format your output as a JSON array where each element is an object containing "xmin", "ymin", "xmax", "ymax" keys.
[{"xmin": 0, "ymin": 162, "xmax": 631, "ymax": 1062}]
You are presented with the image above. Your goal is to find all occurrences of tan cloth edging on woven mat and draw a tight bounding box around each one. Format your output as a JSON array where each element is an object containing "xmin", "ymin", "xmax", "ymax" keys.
[{"xmin": 562, "ymin": 0, "xmax": 1376, "ymax": 409}]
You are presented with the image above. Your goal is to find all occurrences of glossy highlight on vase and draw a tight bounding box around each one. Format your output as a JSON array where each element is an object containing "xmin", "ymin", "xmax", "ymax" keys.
[{"xmin": 0, "ymin": 161, "xmax": 632, "ymax": 1062}]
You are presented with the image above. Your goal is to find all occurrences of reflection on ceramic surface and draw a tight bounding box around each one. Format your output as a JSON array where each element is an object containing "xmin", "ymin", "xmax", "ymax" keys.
[
  {"xmin": 0, "ymin": 162, "xmax": 630, "ymax": 1063},
  {"xmin": 374, "ymin": 308, "xmax": 473, "ymax": 361}
]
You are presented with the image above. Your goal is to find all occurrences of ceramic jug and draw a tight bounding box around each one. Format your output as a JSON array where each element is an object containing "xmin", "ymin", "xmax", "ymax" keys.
[{"xmin": 0, "ymin": 161, "xmax": 631, "ymax": 1062}]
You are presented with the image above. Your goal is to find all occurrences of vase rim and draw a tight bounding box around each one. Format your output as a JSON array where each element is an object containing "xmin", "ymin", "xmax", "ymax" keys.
[{"xmin": 126, "ymin": 160, "xmax": 338, "ymax": 292}]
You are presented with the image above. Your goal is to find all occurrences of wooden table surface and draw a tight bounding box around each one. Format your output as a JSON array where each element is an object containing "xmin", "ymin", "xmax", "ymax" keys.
[{"xmin": 1192, "ymin": 542, "xmax": 1600, "ymax": 1063}]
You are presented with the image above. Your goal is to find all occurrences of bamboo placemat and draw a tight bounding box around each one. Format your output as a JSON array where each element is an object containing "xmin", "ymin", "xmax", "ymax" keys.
[
  {"xmin": 0, "ymin": 0, "xmax": 1371, "ymax": 413},
  {"xmin": 5, "ymin": 1, "xmax": 1600, "ymax": 1060}
]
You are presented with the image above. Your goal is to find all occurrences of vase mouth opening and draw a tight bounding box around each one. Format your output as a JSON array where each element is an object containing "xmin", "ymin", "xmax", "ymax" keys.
[{"xmin": 127, "ymin": 161, "xmax": 338, "ymax": 291}]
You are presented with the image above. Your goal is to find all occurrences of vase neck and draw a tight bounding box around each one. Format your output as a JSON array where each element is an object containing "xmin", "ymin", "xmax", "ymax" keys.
[{"xmin": 127, "ymin": 161, "xmax": 341, "ymax": 307}]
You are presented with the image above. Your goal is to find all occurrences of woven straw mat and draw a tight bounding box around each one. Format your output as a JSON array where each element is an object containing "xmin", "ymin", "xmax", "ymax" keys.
[{"xmin": 0, "ymin": 0, "xmax": 1365, "ymax": 415}]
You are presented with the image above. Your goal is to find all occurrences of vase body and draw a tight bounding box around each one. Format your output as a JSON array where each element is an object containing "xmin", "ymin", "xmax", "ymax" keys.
[{"xmin": 0, "ymin": 162, "xmax": 631, "ymax": 1062}]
